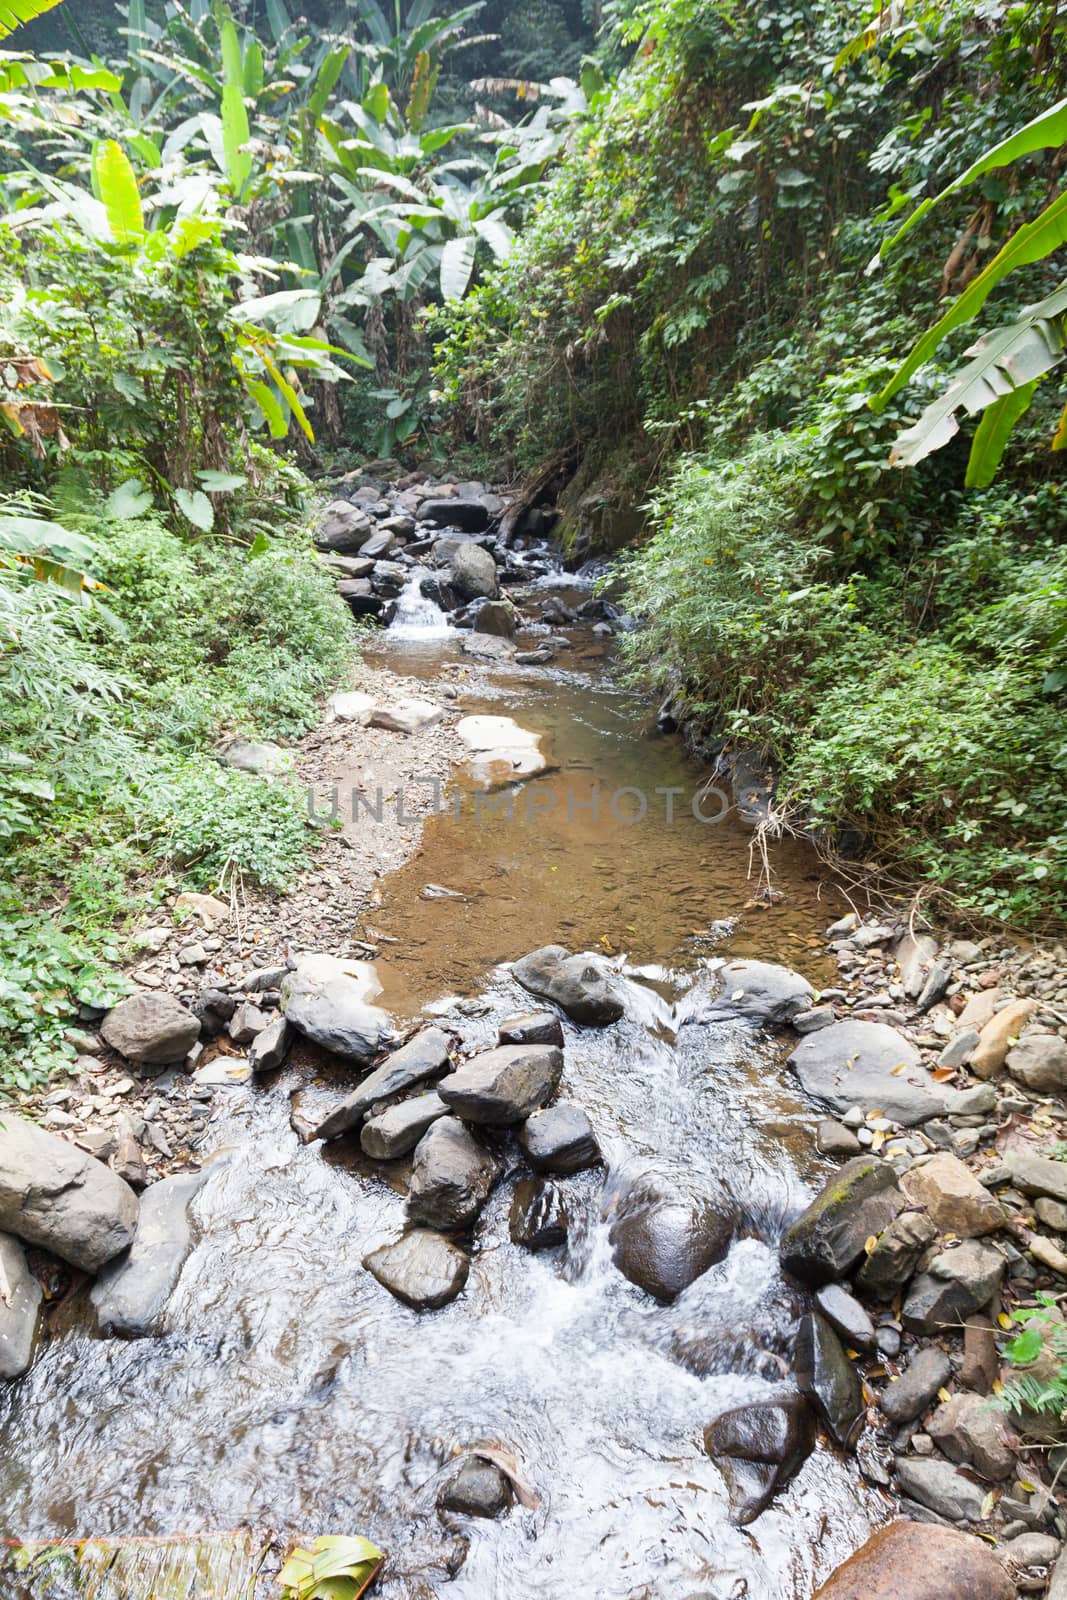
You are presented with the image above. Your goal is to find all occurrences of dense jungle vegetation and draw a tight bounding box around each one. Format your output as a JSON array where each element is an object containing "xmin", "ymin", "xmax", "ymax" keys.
[{"xmin": 1, "ymin": 0, "xmax": 1065, "ymax": 1086}]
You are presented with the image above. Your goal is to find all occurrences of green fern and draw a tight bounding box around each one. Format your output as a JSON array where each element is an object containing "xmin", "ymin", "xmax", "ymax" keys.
[{"xmin": 999, "ymin": 1292, "xmax": 1067, "ymax": 1428}]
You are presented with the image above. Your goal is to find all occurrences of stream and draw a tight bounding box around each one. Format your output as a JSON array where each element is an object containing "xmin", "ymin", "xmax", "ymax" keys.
[{"xmin": 0, "ymin": 569, "xmax": 889, "ymax": 1598}]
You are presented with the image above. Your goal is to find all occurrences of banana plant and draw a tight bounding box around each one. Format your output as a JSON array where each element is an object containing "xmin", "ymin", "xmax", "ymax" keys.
[
  {"xmin": 0, "ymin": 0, "xmax": 64, "ymax": 40},
  {"xmin": 873, "ymin": 95, "xmax": 1067, "ymax": 485}
]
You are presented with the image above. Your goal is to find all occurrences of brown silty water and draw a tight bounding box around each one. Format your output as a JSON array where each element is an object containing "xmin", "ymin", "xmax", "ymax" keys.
[{"xmin": 0, "ymin": 575, "xmax": 889, "ymax": 1599}]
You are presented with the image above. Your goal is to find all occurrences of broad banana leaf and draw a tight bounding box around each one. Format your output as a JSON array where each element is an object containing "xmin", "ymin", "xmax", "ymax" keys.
[
  {"xmin": 439, "ymin": 232, "xmax": 476, "ymax": 299},
  {"xmin": 0, "ymin": 0, "xmax": 64, "ymax": 39},
  {"xmin": 964, "ymin": 379, "xmax": 1039, "ymax": 488},
  {"xmin": 90, "ymin": 138, "xmax": 144, "ymax": 244},
  {"xmin": 888, "ymin": 282, "xmax": 1067, "ymax": 469}
]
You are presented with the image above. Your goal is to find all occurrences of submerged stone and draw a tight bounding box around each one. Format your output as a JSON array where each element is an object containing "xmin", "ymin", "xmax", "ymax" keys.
[{"xmin": 703, "ymin": 1395, "xmax": 815, "ymax": 1524}]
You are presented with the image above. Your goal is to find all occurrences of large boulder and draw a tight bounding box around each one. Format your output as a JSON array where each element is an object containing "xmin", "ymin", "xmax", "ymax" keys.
[
  {"xmin": 360, "ymin": 1093, "xmax": 448, "ymax": 1160},
  {"xmin": 813, "ymin": 1522, "xmax": 1015, "ymax": 1600},
  {"xmin": 704, "ymin": 961, "xmax": 814, "ymax": 1027},
  {"xmin": 780, "ymin": 1156, "xmax": 904, "ymax": 1286},
  {"xmin": 281, "ymin": 954, "xmax": 392, "ymax": 1066},
  {"xmin": 315, "ymin": 499, "xmax": 374, "ymax": 553},
  {"xmin": 449, "ymin": 541, "xmax": 498, "ymax": 601},
  {"xmin": 421, "ymin": 497, "xmax": 491, "ymax": 532},
  {"xmin": 0, "ymin": 1233, "xmax": 41, "ymax": 1379},
  {"xmin": 795, "ymin": 1312, "xmax": 865, "ymax": 1450},
  {"xmin": 512, "ymin": 945, "xmax": 625, "ymax": 1027},
  {"xmin": 518, "ymin": 1104, "xmax": 600, "ymax": 1174},
  {"xmin": 436, "ymin": 1044, "xmax": 562, "ymax": 1126},
  {"xmin": 473, "ymin": 599, "xmax": 517, "ymax": 639},
  {"xmin": 460, "ymin": 633, "xmax": 516, "ymax": 663},
  {"xmin": 703, "ymin": 1395, "xmax": 815, "ymax": 1525},
  {"xmin": 101, "ymin": 992, "xmax": 200, "ymax": 1066},
  {"xmin": 902, "ymin": 1238, "xmax": 1006, "ymax": 1335},
  {"xmin": 406, "ymin": 1119, "xmax": 499, "ymax": 1230},
  {"xmin": 608, "ymin": 1171, "xmax": 733, "ymax": 1302},
  {"xmin": 363, "ymin": 1230, "xmax": 469, "ymax": 1310},
  {"xmin": 787, "ymin": 1021, "xmax": 944, "ymax": 1126},
  {"xmin": 0, "ymin": 1116, "xmax": 138, "ymax": 1272},
  {"xmin": 313, "ymin": 1027, "xmax": 452, "ymax": 1141},
  {"xmin": 901, "ymin": 1153, "xmax": 1005, "ymax": 1238},
  {"xmin": 90, "ymin": 1170, "xmax": 207, "ymax": 1337}
]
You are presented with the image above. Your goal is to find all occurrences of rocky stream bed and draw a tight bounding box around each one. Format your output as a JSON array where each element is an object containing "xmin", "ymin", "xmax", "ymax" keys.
[{"xmin": 3, "ymin": 466, "xmax": 1067, "ymax": 1599}]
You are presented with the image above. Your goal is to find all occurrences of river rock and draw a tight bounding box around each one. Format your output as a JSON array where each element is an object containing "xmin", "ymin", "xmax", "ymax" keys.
[
  {"xmin": 436, "ymin": 1044, "xmax": 562, "ymax": 1125},
  {"xmin": 703, "ymin": 1395, "xmax": 816, "ymax": 1525},
  {"xmin": 326, "ymin": 689, "xmax": 377, "ymax": 723},
  {"xmin": 313, "ymin": 1027, "xmax": 452, "ymax": 1141},
  {"xmin": 512, "ymin": 945, "xmax": 625, "ymax": 1026},
  {"xmin": 368, "ymin": 698, "xmax": 443, "ymax": 735},
  {"xmin": 970, "ymin": 997, "xmax": 1036, "ymax": 1079},
  {"xmin": 780, "ymin": 1156, "xmax": 904, "ymax": 1286},
  {"xmin": 473, "ymin": 600, "xmax": 516, "ymax": 638},
  {"xmin": 1005, "ymin": 1151, "xmax": 1067, "ymax": 1205},
  {"xmin": 498, "ymin": 1011, "xmax": 564, "ymax": 1048},
  {"xmin": 316, "ymin": 500, "xmax": 374, "ymax": 552},
  {"xmin": 248, "ymin": 1016, "xmax": 291, "ymax": 1073},
  {"xmin": 0, "ymin": 1116, "xmax": 138, "ymax": 1272},
  {"xmin": 902, "ymin": 1239, "xmax": 1006, "ymax": 1335},
  {"xmin": 816, "ymin": 1120, "xmax": 862, "ymax": 1157},
  {"xmin": 814, "ymin": 1284, "xmax": 875, "ymax": 1351},
  {"xmin": 893, "ymin": 1456, "xmax": 987, "ymax": 1521},
  {"xmin": 509, "ymin": 1178, "xmax": 568, "ymax": 1250},
  {"xmin": 896, "ymin": 931, "xmax": 940, "ymax": 998},
  {"xmin": 795, "ymin": 1313, "xmax": 865, "ymax": 1450},
  {"xmin": 228, "ymin": 1000, "xmax": 270, "ymax": 1045},
  {"xmin": 518, "ymin": 1104, "xmax": 600, "ymax": 1174},
  {"xmin": 460, "ymin": 632, "xmax": 516, "ymax": 662},
  {"xmin": 0, "ymin": 1234, "xmax": 41, "ymax": 1379},
  {"xmin": 880, "ymin": 1346, "xmax": 953, "ymax": 1425},
  {"xmin": 609, "ymin": 1172, "xmax": 733, "ymax": 1302},
  {"xmin": 281, "ymin": 954, "xmax": 391, "ymax": 1066},
  {"xmin": 813, "ymin": 1521, "xmax": 1015, "ymax": 1599},
  {"xmin": 926, "ymin": 1391, "xmax": 1015, "ymax": 1481},
  {"xmin": 218, "ymin": 739, "xmax": 292, "ymax": 775},
  {"xmin": 422, "ymin": 497, "xmax": 491, "ymax": 532},
  {"xmin": 90, "ymin": 1170, "xmax": 207, "ymax": 1337},
  {"xmin": 901, "ymin": 1153, "xmax": 1005, "ymax": 1238},
  {"xmin": 360, "ymin": 1093, "xmax": 448, "ymax": 1160},
  {"xmin": 856, "ymin": 1210, "xmax": 938, "ymax": 1300},
  {"xmin": 406, "ymin": 1119, "xmax": 499, "ymax": 1230},
  {"xmin": 439, "ymin": 1456, "xmax": 511, "ymax": 1518},
  {"xmin": 363, "ymin": 1230, "xmax": 469, "ymax": 1310},
  {"xmin": 449, "ymin": 541, "xmax": 498, "ymax": 600},
  {"xmin": 1007, "ymin": 1033, "xmax": 1067, "ymax": 1094},
  {"xmin": 101, "ymin": 992, "xmax": 200, "ymax": 1066},
  {"xmin": 705, "ymin": 960, "xmax": 814, "ymax": 1026},
  {"xmin": 454, "ymin": 714, "xmax": 548, "ymax": 783},
  {"xmin": 788, "ymin": 1022, "xmax": 943, "ymax": 1126}
]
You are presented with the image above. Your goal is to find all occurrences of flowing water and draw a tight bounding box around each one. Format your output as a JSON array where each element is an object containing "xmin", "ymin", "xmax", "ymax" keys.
[{"xmin": 0, "ymin": 574, "xmax": 889, "ymax": 1598}]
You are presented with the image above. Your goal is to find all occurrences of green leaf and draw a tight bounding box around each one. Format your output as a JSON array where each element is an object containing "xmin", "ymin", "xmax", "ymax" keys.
[
  {"xmin": 1006, "ymin": 1327, "xmax": 1045, "ymax": 1365},
  {"xmin": 363, "ymin": 80, "xmax": 391, "ymax": 124},
  {"xmin": 876, "ymin": 195, "xmax": 1067, "ymax": 408},
  {"xmin": 90, "ymin": 139, "xmax": 145, "ymax": 244},
  {"xmin": 220, "ymin": 16, "xmax": 252, "ymax": 198},
  {"xmin": 964, "ymin": 378, "xmax": 1039, "ymax": 488},
  {"xmin": 229, "ymin": 288, "xmax": 321, "ymax": 333},
  {"xmin": 243, "ymin": 377, "xmax": 288, "ymax": 438},
  {"xmin": 105, "ymin": 478, "xmax": 154, "ymax": 519},
  {"xmin": 0, "ymin": 0, "xmax": 65, "ymax": 40},
  {"xmin": 243, "ymin": 37, "xmax": 264, "ymax": 99},
  {"xmin": 881, "ymin": 96, "xmax": 1067, "ymax": 259},
  {"xmin": 309, "ymin": 47, "xmax": 349, "ymax": 121},
  {"xmin": 196, "ymin": 470, "xmax": 247, "ymax": 492},
  {"xmin": 173, "ymin": 487, "xmax": 215, "ymax": 531},
  {"xmin": 439, "ymin": 234, "xmax": 477, "ymax": 301}
]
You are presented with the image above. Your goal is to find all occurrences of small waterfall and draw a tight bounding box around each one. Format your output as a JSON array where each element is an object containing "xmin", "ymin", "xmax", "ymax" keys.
[{"xmin": 388, "ymin": 572, "xmax": 452, "ymax": 638}]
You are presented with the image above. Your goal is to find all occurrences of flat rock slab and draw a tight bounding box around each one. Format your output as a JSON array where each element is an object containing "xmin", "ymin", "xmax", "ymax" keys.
[
  {"xmin": 788, "ymin": 1020, "xmax": 945, "ymax": 1126},
  {"xmin": 813, "ymin": 1521, "xmax": 1015, "ymax": 1600},
  {"xmin": 90, "ymin": 1169, "xmax": 208, "ymax": 1337},
  {"xmin": 0, "ymin": 1115, "xmax": 139, "ymax": 1273},
  {"xmin": 512, "ymin": 945, "xmax": 625, "ymax": 1027},
  {"xmin": 326, "ymin": 689, "xmax": 377, "ymax": 724},
  {"xmin": 369, "ymin": 698, "xmax": 443, "ymax": 735},
  {"xmin": 437, "ymin": 1043, "xmax": 563, "ymax": 1125},
  {"xmin": 705, "ymin": 960, "xmax": 814, "ymax": 1026},
  {"xmin": 101, "ymin": 992, "xmax": 200, "ymax": 1066},
  {"xmin": 0, "ymin": 1232, "xmax": 41, "ymax": 1379},
  {"xmin": 454, "ymin": 713, "xmax": 548, "ymax": 785},
  {"xmin": 314, "ymin": 1027, "xmax": 452, "ymax": 1141},
  {"xmin": 281, "ymin": 953, "xmax": 391, "ymax": 1065},
  {"xmin": 893, "ymin": 1455, "xmax": 987, "ymax": 1522},
  {"xmin": 363, "ymin": 1230, "xmax": 469, "ymax": 1310}
]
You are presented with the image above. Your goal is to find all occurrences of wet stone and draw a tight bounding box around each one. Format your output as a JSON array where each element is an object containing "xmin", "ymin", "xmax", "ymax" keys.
[
  {"xmin": 436, "ymin": 1044, "xmax": 563, "ymax": 1126},
  {"xmin": 879, "ymin": 1345, "xmax": 952, "ymax": 1426},
  {"xmin": 497, "ymin": 1011, "xmax": 565, "ymax": 1048},
  {"xmin": 90, "ymin": 1170, "xmax": 208, "ymax": 1337},
  {"xmin": 608, "ymin": 1173, "xmax": 733, "ymax": 1303},
  {"xmin": 814, "ymin": 1284, "xmax": 876, "ymax": 1351},
  {"xmin": 703, "ymin": 1395, "xmax": 816, "ymax": 1525},
  {"xmin": 795, "ymin": 1312, "xmax": 865, "ymax": 1451},
  {"xmin": 511, "ymin": 945, "xmax": 625, "ymax": 1027},
  {"xmin": 406, "ymin": 1118, "xmax": 499, "ymax": 1231},
  {"xmin": 813, "ymin": 1521, "xmax": 1015, "ymax": 1600},
  {"xmin": 360, "ymin": 1093, "xmax": 448, "ymax": 1160},
  {"xmin": 518, "ymin": 1104, "xmax": 600, "ymax": 1174},
  {"xmin": 363, "ymin": 1230, "xmax": 469, "ymax": 1311},
  {"xmin": 0, "ymin": 1234, "xmax": 41, "ymax": 1380},
  {"xmin": 509, "ymin": 1178, "xmax": 568, "ymax": 1251},
  {"xmin": 438, "ymin": 1457, "xmax": 511, "ymax": 1518},
  {"xmin": 780, "ymin": 1156, "xmax": 904, "ymax": 1286}
]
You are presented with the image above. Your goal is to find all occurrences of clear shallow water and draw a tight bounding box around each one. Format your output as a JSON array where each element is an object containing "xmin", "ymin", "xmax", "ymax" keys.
[{"xmin": 0, "ymin": 601, "xmax": 887, "ymax": 1598}]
